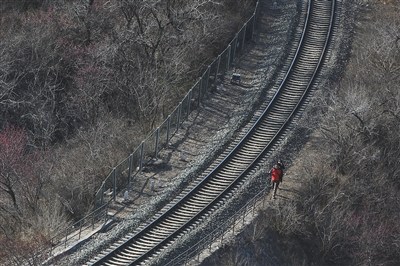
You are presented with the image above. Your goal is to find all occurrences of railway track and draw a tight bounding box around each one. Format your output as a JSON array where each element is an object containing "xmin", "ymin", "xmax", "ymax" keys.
[{"xmin": 84, "ymin": 0, "xmax": 336, "ymax": 265}]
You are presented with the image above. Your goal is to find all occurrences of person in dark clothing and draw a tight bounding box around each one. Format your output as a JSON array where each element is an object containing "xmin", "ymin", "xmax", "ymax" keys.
[
  {"xmin": 269, "ymin": 161, "xmax": 284, "ymax": 199},
  {"xmin": 277, "ymin": 159, "xmax": 285, "ymax": 170}
]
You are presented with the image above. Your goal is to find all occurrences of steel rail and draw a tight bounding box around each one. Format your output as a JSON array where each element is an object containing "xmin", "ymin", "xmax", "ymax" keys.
[{"xmin": 85, "ymin": 0, "xmax": 336, "ymax": 265}]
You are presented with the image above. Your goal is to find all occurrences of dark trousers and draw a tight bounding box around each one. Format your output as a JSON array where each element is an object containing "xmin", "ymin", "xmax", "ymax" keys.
[{"xmin": 271, "ymin": 180, "xmax": 280, "ymax": 198}]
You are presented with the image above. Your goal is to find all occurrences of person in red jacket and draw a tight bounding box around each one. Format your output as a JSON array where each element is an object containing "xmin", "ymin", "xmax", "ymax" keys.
[{"xmin": 269, "ymin": 161, "xmax": 284, "ymax": 199}]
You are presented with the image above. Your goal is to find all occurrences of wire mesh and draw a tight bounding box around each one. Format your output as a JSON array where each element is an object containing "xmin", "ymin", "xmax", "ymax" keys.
[
  {"xmin": 204, "ymin": 66, "xmax": 211, "ymax": 94},
  {"xmin": 94, "ymin": 185, "xmax": 103, "ymax": 208},
  {"xmin": 219, "ymin": 46, "xmax": 230, "ymax": 77},
  {"xmin": 87, "ymin": 0, "xmax": 259, "ymax": 218},
  {"xmin": 102, "ymin": 172, "xmax": 114, "ymax": 198},
  {"xmin": 231, "ymin": 36, "xmax": 238, "ymax": 66},
  {"xmin": 168, "ymin": 105, "xmax": 180, "ymax": 137},
  {"xmin": 158, "ymin": 118, "xmax": 169, "ymax": 150},
  {"xmin": 237, "ymin": 24, "xmax": 246, "ymax": 55},
  {"xmin": 181, "ymin": 92, "xmax": 190, "ymax": 120},
  {"xmin": 199, "ymin": 71, "xmax": 208, "ymax": 101},
  {"xmin": 165, "ymin": 188, "xmax": 267, "ymax": 266},
  {"xmin": 246, "ymin": 16, "xmax": 255, "ymax": 41},
  {"xmin": 114, "ymin": 157, "xmax": 130, "ymax": 193},
  {"xmin": 130, "ymin": 146, "xmax": 142, "ymax": 176},
  {"xmin": 142, "ymin": 131, "xmax": 157, "ymax": 162},
  {"xmin": 208, "ymin": 57, "xmax": 219, "ymax": 86},
  {"xmin": 37, "ymin": 1, "xmax": 262, "ymax": 261}
]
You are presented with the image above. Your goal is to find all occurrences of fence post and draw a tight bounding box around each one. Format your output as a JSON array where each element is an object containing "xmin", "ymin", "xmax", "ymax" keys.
[
  {"xmin": 100, "ymin": 182, "xmax": 105, "ymax": 206},
  {"xmin": 215, "ymin": 55, "xmax": 221, "ymax": 85},
  {"xmin": 105, "ymin": 203, "xmax": 109, "ymax": 223},
  {"xmin": 155, "ymin": 127, "xmax": 160, "ymax": 158},
  {"xmin": 251, "ymin": 15, "xmax": 256, "ymax": 40},
  {"xmin": 92, "ymin": 211, "xmax": 95, "ymax": 229},
  {"xmin": 177, "ymin": 102, "xmax": 182, "ymax": 129},
  {"xmin": 64, "ymin": 231, "xmax": 68, "ymax": 248},
  {"xmin": 128, "ymin": 153, "xmax": 133, "ymax": 189},
  {"xmin": 128, "ymin": 154, "xmax": 133, "ymax": 187},
  {"xmin": 205, "ymin": 66, "xmax": 211, "ymax": 92},
  {"xmin": 78, "ymin": 220, "xmax": 83, "ymax": 239},
  {"xmin": 198, "ymin": 78, "xmax": 202, "ymax": 105},
  {"xmin": 232, "ymin": 215, "xmax": 236, "ymax": 234},
  {"xmin": 254, "ymin": 1, "xmax": 259, "ymax": 23},
  {"xmin": 112, "ymin": 168, "xmax": 116, "ymax": 200},
  {"xmin": 242, "ymin": 23, "xmax": 247, "ymax": 51},
  {"xmin": 197, "ymin": 247, "xmax": 200, "ymax": 261},
  {"xmin": 187, "ymin": 90, "xmax": 192, "ymax": 118},
  {"xmin": 49, "ymin": 241, "xmax": 53, "ymax": 256},
  {"xmin": 200, "ymin": 75, "xmax": 205, "ymax": 99},
  {"xmin": 166, "ymin": 115, "xmax": 171, "ymax": 144},
  {"xmin": 243, "ymin": 208, "xmax": 246, "ymax": 225},
  {"xmin": 227, "ymin": 45, "xmax": 232, "ymax": 69},
  {"xmin": 232, "ymin": 36, "xmax": 238, "ymax": 63},
  {"xmin": 139, "ymin": 141, "xmax": 144, "ymax": 171}
]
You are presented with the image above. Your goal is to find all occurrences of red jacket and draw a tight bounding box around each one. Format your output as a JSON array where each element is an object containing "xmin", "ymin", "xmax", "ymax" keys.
[{"xmin": 270, "ymin": 166, "xmax": 283, "ymax": 182}]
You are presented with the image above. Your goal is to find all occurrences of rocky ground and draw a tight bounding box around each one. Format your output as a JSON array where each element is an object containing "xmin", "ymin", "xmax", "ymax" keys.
[{"xmin": 53, "ymin": 0, "xmax": 316, "ymax": 265}]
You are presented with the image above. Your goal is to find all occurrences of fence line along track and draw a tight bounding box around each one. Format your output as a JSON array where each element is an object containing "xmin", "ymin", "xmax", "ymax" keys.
[{"xmin": 85, "ymin": 0, "xmax": 335, "ymax": 265}]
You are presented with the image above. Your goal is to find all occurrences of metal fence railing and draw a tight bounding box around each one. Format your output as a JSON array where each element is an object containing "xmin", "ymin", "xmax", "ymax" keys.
[
  {"xmin": 41, "ymin": 0, "xmax": 261, "ymax": 260},
  {"xmin": 37, "ymin": 204, "xmax": 108, "ymax": 264},
  {"xmin": 93, "ymin": 0, "xmax": 261, "ymax": 210},
  {"xmin": 164, "ymin": 185, "xmax": 269, "ymax": 266}
]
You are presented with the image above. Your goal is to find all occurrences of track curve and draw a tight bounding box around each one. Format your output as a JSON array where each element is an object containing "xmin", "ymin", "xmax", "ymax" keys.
[{"xmin": 84, "ymin": 0, "xmax": 335, "ymax": 265}]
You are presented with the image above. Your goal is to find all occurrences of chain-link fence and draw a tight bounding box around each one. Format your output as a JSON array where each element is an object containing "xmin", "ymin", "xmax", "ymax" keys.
[
  {"xmin": 41, "ymin": 0, "xmax": 261, "ymax": 260},
  {"xmin": 164, "ymin": 186, "xmax": 269, "ymax": 266},
  {"xmin": 93, "ymin": 0, "xmax": 261, "ymax": 209}
]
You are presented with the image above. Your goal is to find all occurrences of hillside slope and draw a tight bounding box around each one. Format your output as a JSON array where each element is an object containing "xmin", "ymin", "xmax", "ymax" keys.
[
  {"xmin": 201, "ymin": 1, "xmax": 400, "ymax": 265},
  {"xmin": 53, "ymin": 0, "xmax": 304, "ymax": 265}
]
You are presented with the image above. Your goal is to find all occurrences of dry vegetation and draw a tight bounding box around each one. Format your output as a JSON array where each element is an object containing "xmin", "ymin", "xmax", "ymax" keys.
[
  {"xmin": 0, "ymin": 0, "xmax": 256, "ymax": 263},
  {"xmin": 202, "ymin": 1, "xmax": 400, "ymax": 266}
]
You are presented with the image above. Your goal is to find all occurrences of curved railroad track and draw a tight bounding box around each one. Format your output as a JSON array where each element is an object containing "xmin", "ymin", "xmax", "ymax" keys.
[{"xmin": 84, "ymin": 0, "xmax": 335, "ymax": 265}]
